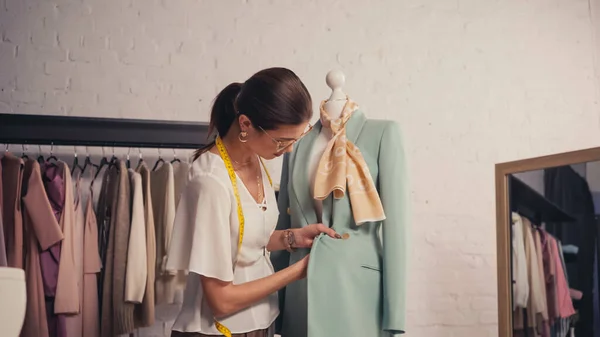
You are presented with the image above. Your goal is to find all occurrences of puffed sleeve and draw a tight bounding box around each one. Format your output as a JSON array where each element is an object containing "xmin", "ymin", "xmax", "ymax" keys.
[
  {"xmin": 166, "ymin": 173, "xmax": 234, "ymax": 282},
  {"xmin": 378, "ymin": 121, "xmax": 409, "ymax": 334}
]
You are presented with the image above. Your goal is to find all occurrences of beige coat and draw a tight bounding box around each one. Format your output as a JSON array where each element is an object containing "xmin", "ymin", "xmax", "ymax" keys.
[
  {"xmin": 82, "ymin": 191, "xmax": 102, "ymax": 337},
  {"xmin": 125, "ymin": 169, "xmax": 147, "ymax": 303},
  {"xmin": 151, "ymin": 162, "xmax": 178, "ymax": 305},
  {"xmin": 134, "ymin": 163, "xmax": 156, "ymax": 327},
  {"xmin": 55, "ymin": 162, "xmax": 80, "ymax": 315},
  {"xmin": 20, "ymin": 160, "xmax": 64, "ymax": 337}
]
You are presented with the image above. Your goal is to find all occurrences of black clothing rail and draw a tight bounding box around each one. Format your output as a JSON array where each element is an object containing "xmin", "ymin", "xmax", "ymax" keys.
[
  {"xmin": 0, "ymin": 113, "xmax": 210, "ymax": 149},
  {"xmin": 510, "ymin": 175, "xmax": 576, "ymax": 224}
]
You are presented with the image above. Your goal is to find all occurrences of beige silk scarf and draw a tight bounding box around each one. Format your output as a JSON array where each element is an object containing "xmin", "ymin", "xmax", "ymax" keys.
[{"xmin": 313, "ymin": 99, "xmax": 386, "ymax": 225}]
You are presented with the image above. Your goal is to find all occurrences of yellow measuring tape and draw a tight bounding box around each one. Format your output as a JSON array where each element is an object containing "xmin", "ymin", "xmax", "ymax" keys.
[{"xmin": 214, "ymin": 136, "xmax": 272, "ymax": 337}]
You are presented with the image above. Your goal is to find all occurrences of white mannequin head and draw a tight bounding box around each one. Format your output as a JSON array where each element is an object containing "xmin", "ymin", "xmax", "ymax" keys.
[
  {"xmin": 326, "ymin": 69, "xmax": 346, "ymax": 101},
  {"xmin": 323, "ymin": 69, "xmax": 348, "ymax": 119}
]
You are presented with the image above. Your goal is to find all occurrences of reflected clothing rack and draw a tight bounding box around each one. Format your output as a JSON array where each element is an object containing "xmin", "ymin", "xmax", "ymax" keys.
[{"xmin": 509, "ymin": 175, "xmax": 577, "ymax": 337}]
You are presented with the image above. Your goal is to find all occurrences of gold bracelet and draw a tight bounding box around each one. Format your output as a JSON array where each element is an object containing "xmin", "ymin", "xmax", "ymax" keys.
[{"xmin": 283, "ymin": 229, "xmax": 296, "ymax": 253}]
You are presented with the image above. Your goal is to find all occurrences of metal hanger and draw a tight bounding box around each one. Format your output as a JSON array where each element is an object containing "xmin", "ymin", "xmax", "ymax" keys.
[
  {"xmin": 82, "ymin": 146, "xmax": 98, "ymax": 174},
  {"xmin": 93, "ymin": 147, "xmax": 109, "ymax": 180},
  {"xmin": 152, "ymin": 147, "xmax": 165, "ymax": 171},
  {"xmin": 36, "ymin": 144, "xmax": 45, "ymax": 164},
  {"xmin": 171, "ymin": 148, "xmax": 181, "ymax": 164},
  {"xmin": 136, "ymin": 148, "xmax": 144, "ymax": 169},
  {"xmin": 126, "ymin": 148, "xmax": 131, "ymax": 169},
  {"xmin": 72, "ymin": 146, "xmax": 85, "ymax": 173},
  {"xmin": 21, "ymin": 144, "xmax": 29, "ymax": 159},
  {"xmin": 46, "ymin": 143, "xmax": 59, "ymax": 164}
]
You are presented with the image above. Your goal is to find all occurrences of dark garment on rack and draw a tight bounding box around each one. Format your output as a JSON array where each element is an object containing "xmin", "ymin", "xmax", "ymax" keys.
[
  {"xmin": 544, "ymin": 166, "xmax": 597, "ymax": 337},
  {"xmin": 96, "ymin": 164, "xmax": 117, "ymax": 311},
  {"xmin": 100, "ymin": 160, "xmax": 135, "ymax": 337},
  {"xmin": 0, "ymin": 161, "xmax": 6, "ymax": 267},
  {"xmin": 2, "ymin": 153, "xmax": 24, "ymax": 268},
  {"xmin": 41, "ymin": 163, "xmax": 67, "ymax": 337},
  {"xmin": 595, "ymin": 244, "xmax": 600, "ymax": 337}
]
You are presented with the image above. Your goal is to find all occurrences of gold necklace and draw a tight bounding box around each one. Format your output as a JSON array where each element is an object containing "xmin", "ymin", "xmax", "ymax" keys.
[
  {"xmin": 221, "ymin": 141, "xmax": 253, "ymax": 169},
  {"xmin": 221, "ymin": 142, "xmax": 265, "ymax": 206},
  {"xmin": 257, "ymin": 163, "xmax": 266, "ymax": 210}
]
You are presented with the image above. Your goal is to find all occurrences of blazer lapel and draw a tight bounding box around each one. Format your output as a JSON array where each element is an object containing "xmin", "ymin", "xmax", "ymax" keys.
[
  {"xmin": 291, "ymin": 121, "xmax": 321, "ymax": 226},
  {"xmin": 331, "ymin": 109, "xmax": 367, "ymax": 229}
]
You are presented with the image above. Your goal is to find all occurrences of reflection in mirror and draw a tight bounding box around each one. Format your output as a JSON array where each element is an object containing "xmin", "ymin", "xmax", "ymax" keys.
[{"xmin": 510, "ymin": 162, "xmax": 600, "ymax": 337}]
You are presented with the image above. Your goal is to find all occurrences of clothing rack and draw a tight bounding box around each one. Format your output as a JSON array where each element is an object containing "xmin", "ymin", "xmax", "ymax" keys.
[
  {"xmin": 0, "ymin": 113, "xmax": 210, "ymax": 149},
  {"xmin": 509, "ymin": 175, "xmax": 576, "ymax": 224}
]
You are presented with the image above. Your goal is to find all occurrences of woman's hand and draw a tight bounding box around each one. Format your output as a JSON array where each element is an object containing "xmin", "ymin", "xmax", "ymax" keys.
[
  {"xmin": 293, "ymin": 223, "xmax": 341, "ymax": 249},
  {"xmin": 292, "ymin": 254, "xmax": 310, "ymax": 280}
]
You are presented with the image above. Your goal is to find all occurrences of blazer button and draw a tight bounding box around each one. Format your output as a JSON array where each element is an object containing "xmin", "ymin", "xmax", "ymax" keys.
[{"xmin": 287, "ymin": 207, "xmax": 291, "ymax": 215}]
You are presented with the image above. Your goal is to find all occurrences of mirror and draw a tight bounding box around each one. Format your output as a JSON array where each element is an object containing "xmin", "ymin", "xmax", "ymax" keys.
[{"xmin": 496, "ymin": 147, "xmax": 600, "ymax": 337}]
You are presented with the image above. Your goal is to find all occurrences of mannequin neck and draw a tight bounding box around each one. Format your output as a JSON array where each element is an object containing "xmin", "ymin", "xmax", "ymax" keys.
[{"xmin": 322, "ymin": 89, "xmax": 347, "ymax": 121}]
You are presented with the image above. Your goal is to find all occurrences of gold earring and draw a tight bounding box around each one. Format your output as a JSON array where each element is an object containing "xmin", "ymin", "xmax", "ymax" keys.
[{"xmin": 238, "ymin": 131, "xmax": 248, "ymax": 143}]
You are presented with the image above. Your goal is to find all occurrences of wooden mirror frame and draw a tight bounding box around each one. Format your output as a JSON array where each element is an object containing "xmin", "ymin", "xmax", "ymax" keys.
[{"xmin": 495, "ymin": 146, "xmax": 600, "ymax": 337}]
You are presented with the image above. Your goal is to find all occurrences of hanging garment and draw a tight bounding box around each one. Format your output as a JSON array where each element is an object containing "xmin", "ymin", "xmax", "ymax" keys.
[
  {"xmin": 82, "ymin": 185, "xmax": 102, "ymax": 337},
  {"xmin": 20, "ymin": 159, "xmax": 64, "ymax": 337},
  {"xmin": 552, "ymin": 237, "xmax": 576, "ymax": 337},
  {"xmin": 96, "ymin": 164, "xmax": 118, "ymax": 312},
  {"xmin": 171, "ymin": 160, "xmax": 190, "ymax": 304},
  {"xmin": 595, "ymin": 243, "xmax": 600, "ymax": 337},
  {"xmin": 151, "ymin": 162, "xmax": 178, "ymax": 305},
  {"xmin": 133, "ymin": 162, "xmax": 156, "ymax": 328},
  {"xmin": 64, "ymin": 171, "xmax": 86, "ymax": 337},
  {"xmin": 124, "ymin": 169, "xmax": 147, "ymax": 304},
  {"xmin": 551, "ymin": 237, "xmax": 576, "ymax": 318},
  {"xmin": 54, "ymin": 162, "xmax": 80, "ymax": 318},
  {"xmin": 0, "ymin": 159, "xmax": 7, "ymax": 267},
  {"xmin": 272, "ymin": 109, "xmax": 408, "ymax": 337},
  {"xmin": 555, "ymin": 241, "xmax": 573, "ymax": 337},
  {"xmin": 2, "ymin": 153, "xmax": 24, "ymax": 268},
  {"xmin": 41, "ymin": 162, "xmax": 68, "ymax": 337},
  {"xmin": 539, "ymin": 230, "xmax": 559, "ymax": 324},
  {"xmin": 101, "ymin": 160, "xmax": 135, "ymax": 336},
  {"xmin": 544, "ymin": 166, "xmax": 597, "ymax": 337},
  {"xmin": 512, "ymin": 212, "xmax": 529, "ymax": 309},
  {"xmin": 0, "ymin": 205, "xmax": 7, "ymax": 267},
  {"xmin": 91, "ymin": 164, "xmax": 108, "ymax": 211},
  {"xmin": 533, "ymin": 229, "xmax": 550, "ymax": 336},
  {"xmin": 513, "ymin": 218, "xmax": 546, "ymax": 334}
]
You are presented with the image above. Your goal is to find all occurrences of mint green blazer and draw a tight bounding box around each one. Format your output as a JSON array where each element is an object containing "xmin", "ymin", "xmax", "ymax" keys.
[{"xmin": 271, "ymin": 110, "xmax": 409, "ymax": 337}]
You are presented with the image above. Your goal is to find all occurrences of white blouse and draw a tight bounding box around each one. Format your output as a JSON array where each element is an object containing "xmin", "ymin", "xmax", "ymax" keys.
[
  {"xmin": 166, "ymin": 151, "xmax": 280, "ymax": 334},
  {"xmin": 511, "ymin": 212, "xmax": 529, "ymax": 309}
]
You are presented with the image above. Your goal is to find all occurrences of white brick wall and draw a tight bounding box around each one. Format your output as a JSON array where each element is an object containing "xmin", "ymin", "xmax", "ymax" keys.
[{"xmin": 2, "ymin": 0, "xmax": 600, "ymax": 336}]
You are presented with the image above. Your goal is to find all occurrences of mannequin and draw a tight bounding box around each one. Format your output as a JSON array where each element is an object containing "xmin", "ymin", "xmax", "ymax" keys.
[
  {"xmin": 307, "ymin": 69, "xmax": 349, "ymax": 221},
  {"xmin": 0, "ymin": 267, "xmax": 27, "ymax": 337},
  {"xmin": 273, "ymin": 70, "xmax": 408, "ymax": 337}
]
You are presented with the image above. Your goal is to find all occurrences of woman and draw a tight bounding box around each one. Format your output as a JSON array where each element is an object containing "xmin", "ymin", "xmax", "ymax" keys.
[{"xmin": 167, "ymin": 67, "xmax": 339, "ymax": 337}]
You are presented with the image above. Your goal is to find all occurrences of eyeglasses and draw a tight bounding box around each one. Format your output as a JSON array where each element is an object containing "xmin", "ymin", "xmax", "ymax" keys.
[{"xmin": 259, "ymin": 123, "xmax": 313, "ymax": 153}]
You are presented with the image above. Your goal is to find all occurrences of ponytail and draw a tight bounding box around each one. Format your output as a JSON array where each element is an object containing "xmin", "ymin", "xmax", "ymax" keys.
[{"xmin": 193, "ymin": 82, "xmax": 243, "ymax": 161}]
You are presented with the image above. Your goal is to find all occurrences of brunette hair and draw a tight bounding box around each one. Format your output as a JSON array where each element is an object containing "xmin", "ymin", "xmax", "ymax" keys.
[{"xmin": 193, "ymin": 67, "xmax": 312, "ymax": 160}]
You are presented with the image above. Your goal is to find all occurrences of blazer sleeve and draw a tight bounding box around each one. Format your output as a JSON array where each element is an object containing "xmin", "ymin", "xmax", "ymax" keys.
[
  {"xmin": 270, "ymin": 152, "xmax": 292, "ymax": 335},
  {"xmin": 378, "ymin": 121, "xmax": 409, "ymax": 334}
]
